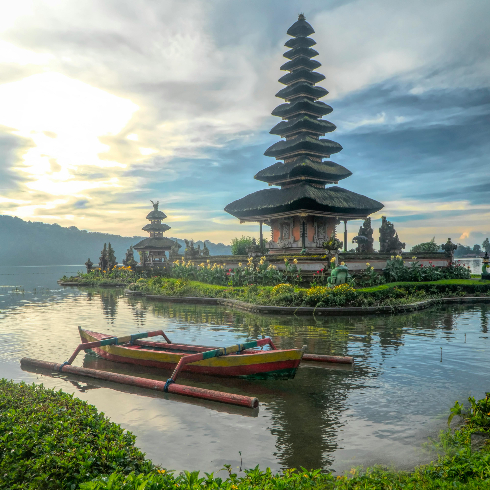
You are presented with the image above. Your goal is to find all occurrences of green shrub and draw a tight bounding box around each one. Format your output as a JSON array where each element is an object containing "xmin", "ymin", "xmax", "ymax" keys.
[
  {"xmin": 230, "ymin": 236, "xmax": 256, "ymax": 255},
  {"xmin": 411, "ymin": 237, "xmax": 440, "ymax": 253},
  {"xmin": 0, "ymin": 380, "xmax": 152, "ymax": 490}
]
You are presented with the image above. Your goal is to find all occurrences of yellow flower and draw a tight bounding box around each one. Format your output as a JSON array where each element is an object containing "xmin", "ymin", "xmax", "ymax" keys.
[
  {"xmin": 340, "ymin": 262, "xmax": 345, "ymax": 266},
  {"xmin": 330, "ymin": 257, "xmax": 336, "ymax": 262},
  {"xmin": 238, "ymin": 262, "xmax": 242, "ymax": 267},
  {"xmin": 350, "ymin": 468, "xmax": 357, "ymax": 475},
  {"xmin": 391, "ymin": 255, "xmax": 394, "ymax": 260},
  {"xmin": 366, "ymin": 262, "xmax": 370, "ymax": 267},
  {"xmin": 207, "ymin": 259, "xmax": 210, "ymax": 263},
  {"xmin": 293, "ymin": 258, "xmax": 298, "ymax": 264},
  {"xmin": 284, "ymin": 258, "xmax": 288, "ymax": 263},
  {"xmin": 158, "ymin": 469, "xmax": 166, "ymax": 474},
  {"xmin": 412, "ymin": 256, "xmax": 417, "ymax": 260},
  {"xmin": 396, "ymin": 255, "xmax": 402, "ymax": 260}
]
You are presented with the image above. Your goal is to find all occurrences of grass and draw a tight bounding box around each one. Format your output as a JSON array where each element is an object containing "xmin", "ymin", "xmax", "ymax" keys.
[{"xmin": 2, "ymin": 379, "xmax": 490, "ymax": 489}]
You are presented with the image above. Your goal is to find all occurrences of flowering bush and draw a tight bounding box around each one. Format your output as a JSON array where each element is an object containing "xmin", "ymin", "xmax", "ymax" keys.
[
  {"xmin": 353, "ymin": 263, "xmax": 385, "ymax": 287},
  {"xmin": 170, "ymin": 257, "xmax": 302, "ymax": 287},
  {"xmin": 384, "ymin": 256, "xmax": 471, "ymax": 283},
  {"xmin": 303, "ymin": 283, "xmax": 357, "ymax": 307},
  {"xmin": 172, "ymin": 259, "xmax": 228, "ymax": 286},
  {"xmin": 271, "ymin": 283, "xmax": 295, "ymax": 297}
]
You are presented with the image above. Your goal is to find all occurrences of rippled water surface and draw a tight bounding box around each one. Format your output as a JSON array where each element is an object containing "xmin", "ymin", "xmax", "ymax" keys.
[{"xmin": 1, "ymin": 265, "xmax": 489, "ymax": 474}]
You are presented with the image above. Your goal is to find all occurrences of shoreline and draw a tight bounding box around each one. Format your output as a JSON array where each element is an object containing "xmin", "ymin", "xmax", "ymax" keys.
[{"xmin": 122, "ymin": 289, "xmax": 490, "ymax": 316}]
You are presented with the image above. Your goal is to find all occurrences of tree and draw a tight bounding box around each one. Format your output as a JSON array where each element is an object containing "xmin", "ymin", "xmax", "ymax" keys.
[
  {"xmin": 473, "ymin": 244, "xmax": 481, "ymax": 255},
  {"xmin": 231, "ymin": 236, "xmax": 255, "ymax": 255},
  {"xmin": 483, "ymin": 238, "xmax": 490, "ymax": 254},
  {"xmin": 411, "ymin": 237, "xmax": 440, "ymax": 253},
  {"xmin": 99, "ymin": 243, "xmax": 108, "ymax": 271},
  {"xmin": 107, "ymin": 242, "xmax": 116, "ymax": 269},
  {"xmin": 454, "ymin": 244, "xmax": 472, "ymax": 258}
]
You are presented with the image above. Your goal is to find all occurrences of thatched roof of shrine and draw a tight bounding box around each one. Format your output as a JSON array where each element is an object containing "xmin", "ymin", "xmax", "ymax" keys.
[
  {"xmin": 287, "ymin": 15, "xmax": 315, "ymax": 37},
  {"xmin": 133, "ymin": 237, "xmax": 175, "ymax": 250},
  {"xmin": 225, "ymin": 184, "xmax": 384, "ymax": 219},
  {"xmin": 272, "ymin": 99, "xmax": 333, "ymax": 118},
  {"xmin": 275, "ymin": 82, "xmax": 327, "ymax": 101},
  {"xmin": 264, "ymin": 134, "xmax": 342, "ymax": 159},
  {"xmin": 284, "ymin": 36, "xmax": 316, "ymax": 49},
  {"xmin": 279, "ymin": 69, "xmax": 325, "ymax": 86},
  {"xmin": 255, "ymin": 158, "xmax": 352, "ymax": 184},
  {"xmin": 284, "ymin": 46, "xmax": 319, "ymax": 60},
  {"xmin": 142, "ymin": 223, "xmax": 171, "ymax": 232},
  {"xmin": 270, "ymin": 116, "xmax": 335, "ymax": 137},
  {"xmin": 146, "ymin": 209, "xmax": 167, "ymax": 220},
  {"xmin": 280, "ymin": 57, "xmax": 321, "ymax": 72}
]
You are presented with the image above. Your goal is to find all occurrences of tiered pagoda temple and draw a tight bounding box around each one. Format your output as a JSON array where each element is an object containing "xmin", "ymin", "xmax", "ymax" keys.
[
  {"xmin": 225, "ymin": 14, "xmax": 384, "ymax": 254},
  {"xmin": 134, "ymin": 201, "xmax": 175, "ymax": 266}
]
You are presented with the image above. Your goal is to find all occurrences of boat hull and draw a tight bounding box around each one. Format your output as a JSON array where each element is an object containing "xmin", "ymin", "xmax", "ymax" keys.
[{"xmin": 79, "ymin": 329, "xmax": 302, "ymax": 379}]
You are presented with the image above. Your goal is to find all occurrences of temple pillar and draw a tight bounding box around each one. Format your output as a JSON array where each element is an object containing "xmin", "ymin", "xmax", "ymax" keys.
[{"xmin": 344, "ymin": 220, "xmax": 347, "ymax": 252}]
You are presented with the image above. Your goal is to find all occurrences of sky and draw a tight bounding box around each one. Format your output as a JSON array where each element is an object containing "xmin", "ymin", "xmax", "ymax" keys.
[{"xmin": 0, "ymin": 0, "xmax": 489, "ymax": 249}]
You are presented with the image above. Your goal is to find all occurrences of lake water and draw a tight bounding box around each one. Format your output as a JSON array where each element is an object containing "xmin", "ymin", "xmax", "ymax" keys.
[
  {"xmin": 1, "ymin": 265, "xmax": 489, "ymax": 475},
  {"xmin": 454, "ymin": 257, "xmax": 482, "ymax": 274}
]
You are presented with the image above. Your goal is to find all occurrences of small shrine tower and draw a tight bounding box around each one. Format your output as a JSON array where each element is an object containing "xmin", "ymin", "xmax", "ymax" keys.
[
  {"xmin": 225, "ymin": 14, "xmax": 384, "ymax": 254},
  {"xmin": 133, "ymin": 201, "xmax": 176, "ymax": 266}
]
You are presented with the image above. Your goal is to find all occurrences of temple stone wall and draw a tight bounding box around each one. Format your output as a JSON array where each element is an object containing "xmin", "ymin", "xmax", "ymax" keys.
[{"xmin": 187, "ymin": 252, "xmax": 451, "ymax": 276}]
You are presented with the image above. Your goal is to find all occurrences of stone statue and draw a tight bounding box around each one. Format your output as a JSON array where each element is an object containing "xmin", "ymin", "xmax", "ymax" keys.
[
  {"xmin": 352, "ymin": 235, "xmax": 369, "ymax": 251},
  {"xmin": 482, "ymin": 251, "xmax": 490, "ymax": 280},
  {"xmin": 169, "ymin": 240, "xmax": 182, "ymax": 260},
  {"xmin": 184, "ymin": 239, "xmax": 199, "ymax": 260},
  {"xmin": 327, "ymin": 264, "xmax": 352, "ymax": 287},
  {"xmin": 441, "ymin": 238, "xmax": 457, "ymax": 257},
  {"xmin": 150, "ymin": 200, "xmax": 159, "ymax": 211},
  {"xmin": 202, "ymin": 241, "xmax": 210, "ymax": 257},
  {"xmin": 355, "ymin": 217, "xmax": 374, "ymax": 252},
  {"xmin": 379, "ymin": 216, "xmax": 405, "ymax": 254},
  {"xmin": 85, "ymin": 258, "xmax": 93, "ymax": 273}
]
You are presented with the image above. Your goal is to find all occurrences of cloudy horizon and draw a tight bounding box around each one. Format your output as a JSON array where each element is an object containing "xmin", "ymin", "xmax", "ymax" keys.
[{"xmin": 1, "ymin": 0, "xmax": 489, "ymax": 249}]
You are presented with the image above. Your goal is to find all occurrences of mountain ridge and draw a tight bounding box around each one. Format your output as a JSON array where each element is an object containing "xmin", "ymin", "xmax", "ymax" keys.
[{"xmin": 0, "ymin": 215, "xmax": 231, "ymax": 266}]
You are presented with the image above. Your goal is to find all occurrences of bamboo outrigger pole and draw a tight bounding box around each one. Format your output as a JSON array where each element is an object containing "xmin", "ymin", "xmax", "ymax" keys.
[{"xmin": 20, "ymin": 358, "xmax": 259, "ymax": 408}]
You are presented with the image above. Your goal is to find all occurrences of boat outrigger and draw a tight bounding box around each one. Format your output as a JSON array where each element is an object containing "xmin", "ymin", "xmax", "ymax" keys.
[{"xmin": 21, "ymin": 327, "xmax": 353, "ymax": 408}]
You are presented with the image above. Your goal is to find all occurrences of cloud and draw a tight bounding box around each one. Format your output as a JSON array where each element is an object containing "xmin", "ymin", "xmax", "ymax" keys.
[{"xmin": 0, "ymin": 0, "xmax": 488, "ymax": 245}]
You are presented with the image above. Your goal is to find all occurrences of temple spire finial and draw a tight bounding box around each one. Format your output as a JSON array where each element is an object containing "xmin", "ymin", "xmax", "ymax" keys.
[{"xmin": 298, "ymin": 13, "xmax": 305, "ymax": 20}]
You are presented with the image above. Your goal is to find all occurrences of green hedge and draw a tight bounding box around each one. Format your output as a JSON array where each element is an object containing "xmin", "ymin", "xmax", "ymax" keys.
[{"xmin": 0, "ymin": 380, "xmax": 152, "ymax": 490}]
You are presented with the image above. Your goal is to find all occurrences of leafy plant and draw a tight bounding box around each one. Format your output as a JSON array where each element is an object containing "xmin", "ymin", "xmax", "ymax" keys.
[
  {"xmin": 230, "ymin": 236, "xmax": 255, "ymax": 255},
  {"xmin": 411, "ymin": 237, "xmax": 440, "ymax": 253}
]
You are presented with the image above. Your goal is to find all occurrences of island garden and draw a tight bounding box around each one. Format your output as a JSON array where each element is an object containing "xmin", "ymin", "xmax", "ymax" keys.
[{"xmin": 61, "ymin": 13, "xmax": 485, "ymax": 311}]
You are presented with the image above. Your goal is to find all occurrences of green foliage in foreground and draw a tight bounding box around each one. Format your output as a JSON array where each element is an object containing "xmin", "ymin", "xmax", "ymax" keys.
[
  {"xmin": 129, "ymin": 277, "xmax": 490, "ymax": 308},
  {"xmin": 0, "ymin": 379, "xmax": 152, "ymax": 490},
  {"xmin": 3, "ymin": 379, "xmax": 490, "ymax": 489}
]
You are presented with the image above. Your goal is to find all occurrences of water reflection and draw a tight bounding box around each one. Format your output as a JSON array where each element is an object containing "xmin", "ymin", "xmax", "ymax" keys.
[{"xmin": 2, "ymin": 272, "xmax": 490, "ymax": 473}]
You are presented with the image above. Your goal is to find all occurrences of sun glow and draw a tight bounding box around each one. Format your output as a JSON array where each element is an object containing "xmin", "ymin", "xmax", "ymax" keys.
[{"xmin": 0, "ymin": 72, "xmax": 138, "ymax": 217}]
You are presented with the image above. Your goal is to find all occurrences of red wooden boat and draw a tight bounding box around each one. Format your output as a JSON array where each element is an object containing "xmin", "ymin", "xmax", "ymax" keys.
[{"xmin": 79, "ymin": 327, "xmax": 303, "ymax": 379}]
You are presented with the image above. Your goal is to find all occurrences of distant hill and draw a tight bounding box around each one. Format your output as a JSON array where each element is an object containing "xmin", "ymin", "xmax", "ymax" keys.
[{"xmin": 0, "ymin": 215, "xmax": 231, "ymax": 266}]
